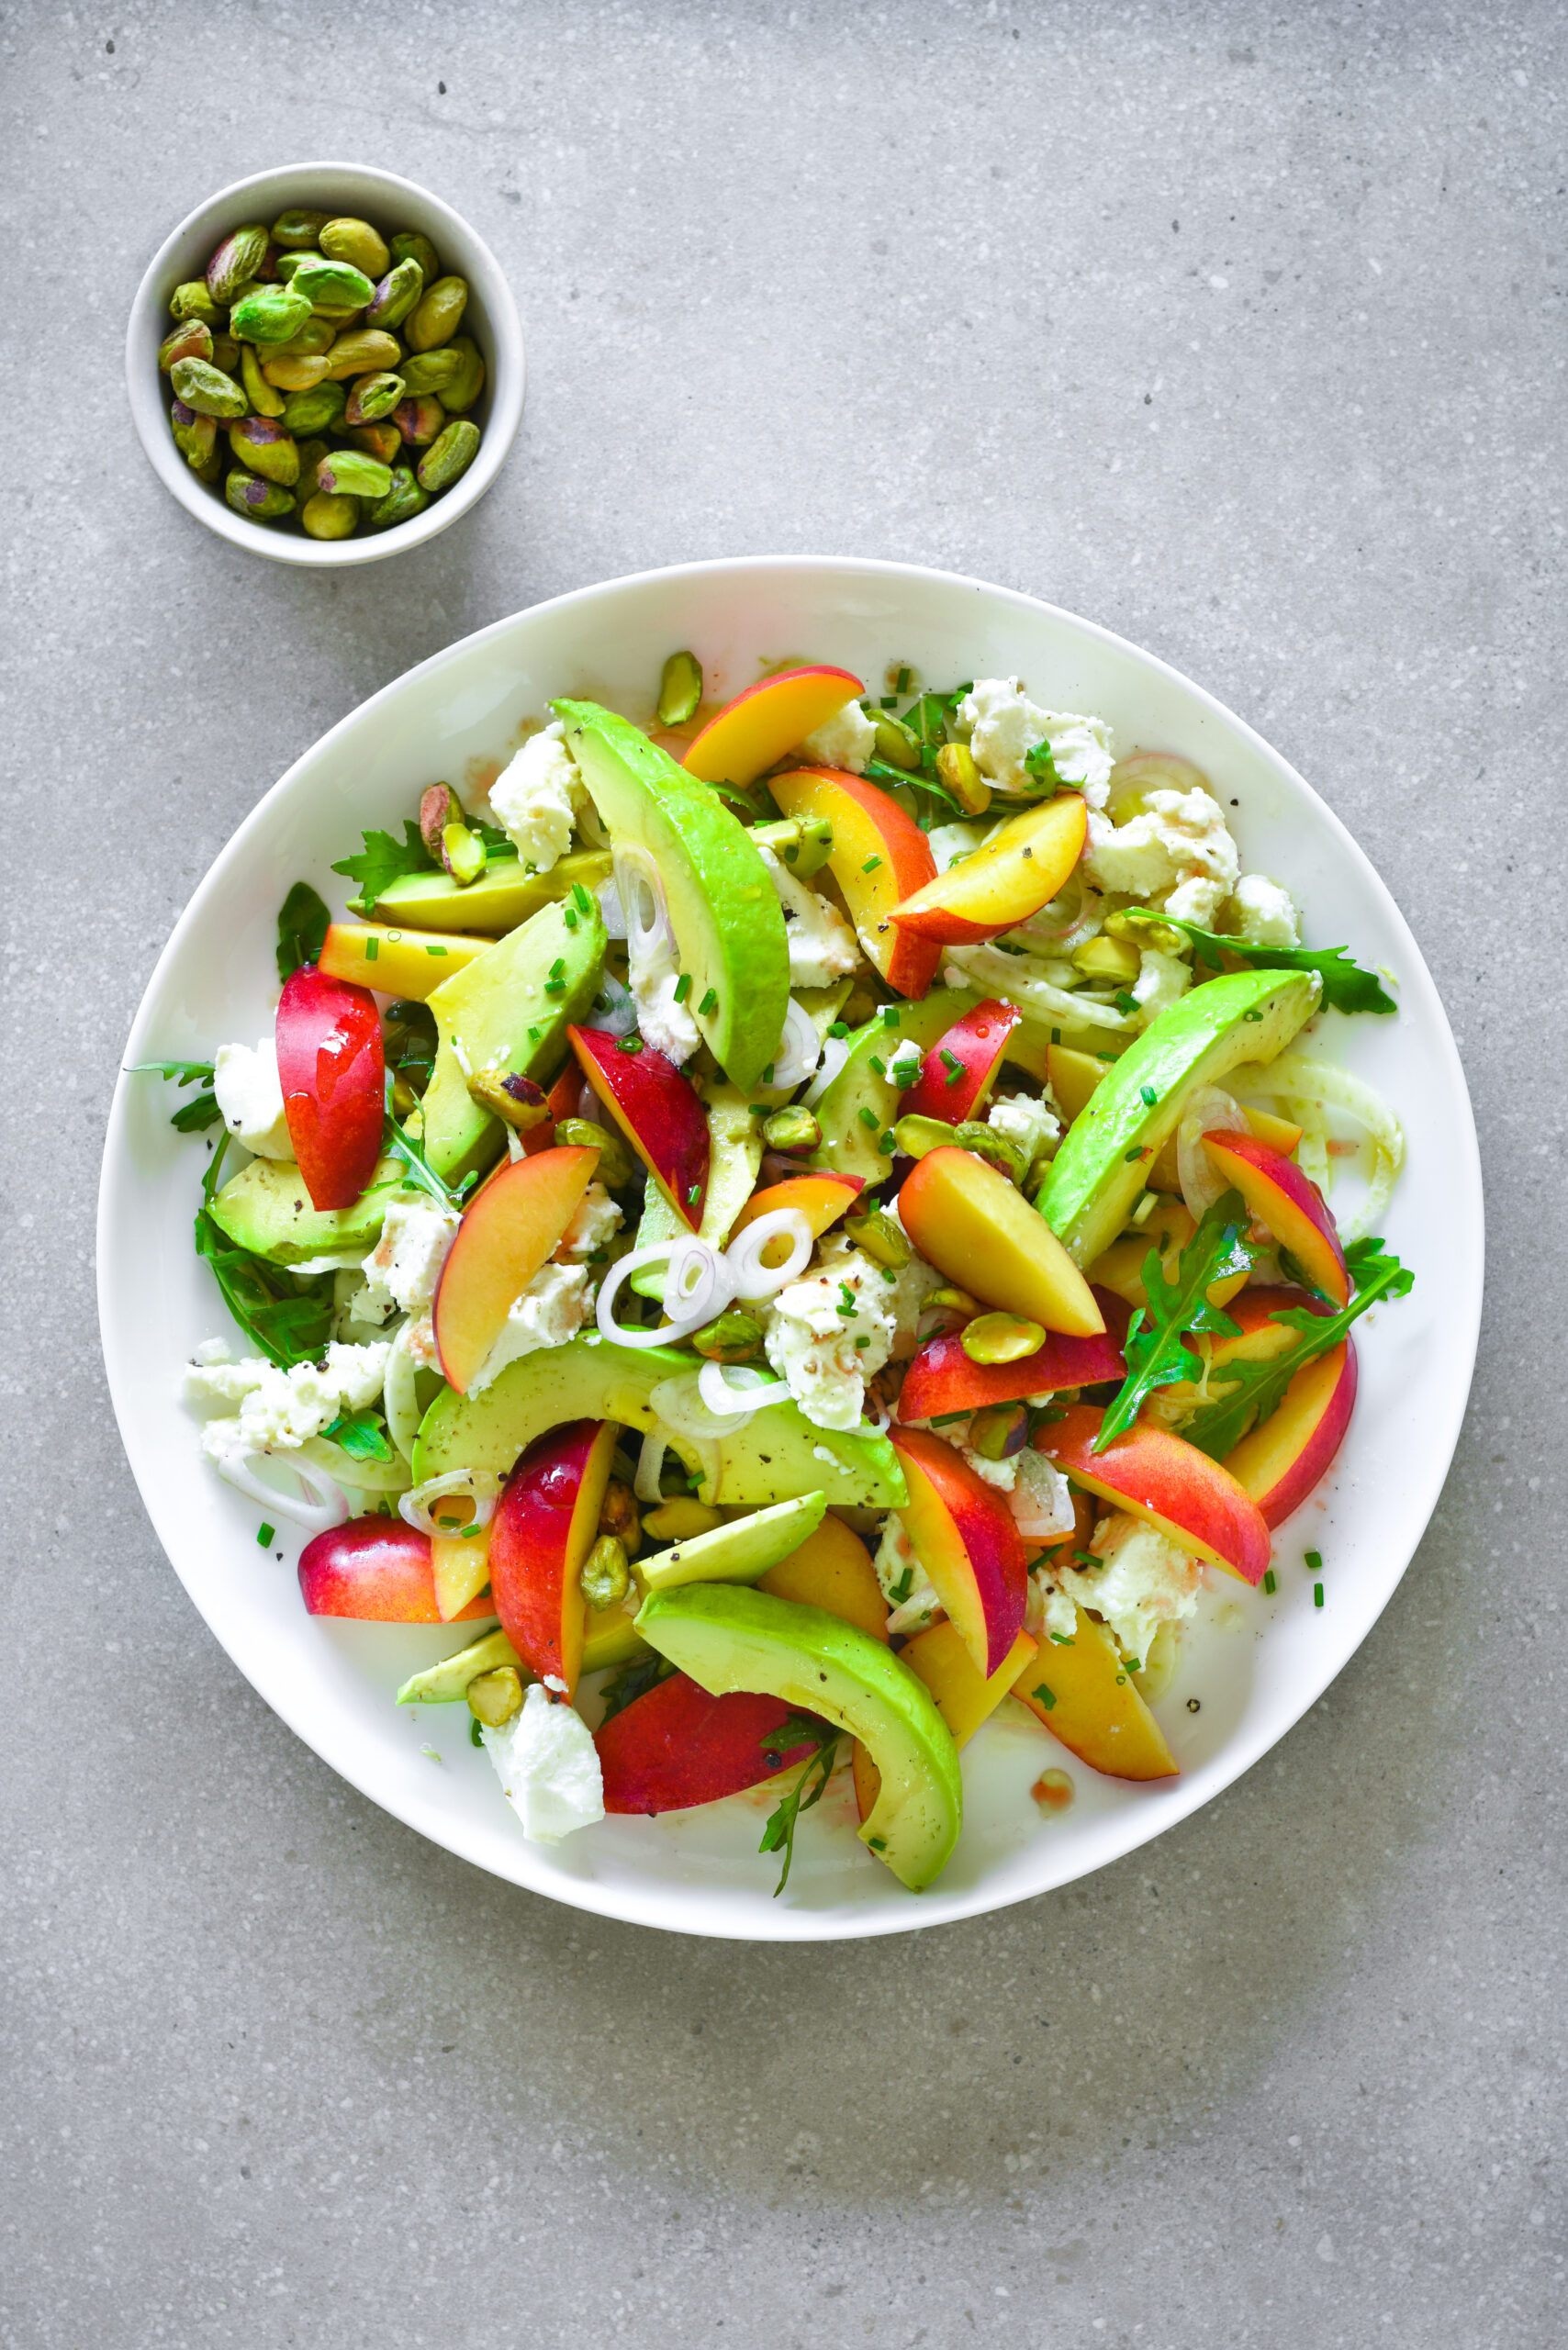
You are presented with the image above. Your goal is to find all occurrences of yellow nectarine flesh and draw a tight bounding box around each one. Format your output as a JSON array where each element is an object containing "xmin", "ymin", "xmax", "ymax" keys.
[
  {"xmin": 902, "ymin": 1619, "xmax": 1037, "ymax": 1748},
  {"xmin": 767, "ymin": 767, "xmax": 941, "ymax": 998},
  {"xmin": 888, "ymin": 791, "xmax": 1088, "ymax": 946},
  {"xmin": 432, "ymin": 1145, "xmax": 600, "ymax": 1395},
  {"xmin": 682, "ymin": 666, "xmax": 864, "ymax": 788},
  {"xmin": 758, "ymin": 1514, "xmax": 889, "ymax": 1643},
  {"xmin": 899, "ymin": 1146, "xmax": 1105, "ymax": 1337},
  {"xmin": 1012, "ymin": 1604, "xmax": 1178, "ymax": 1780}
]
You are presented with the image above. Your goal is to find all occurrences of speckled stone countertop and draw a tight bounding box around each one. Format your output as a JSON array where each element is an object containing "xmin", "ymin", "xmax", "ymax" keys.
[{"xmin": 4, "ymin": 3, "xmax": 1563, "ymax": 2344}]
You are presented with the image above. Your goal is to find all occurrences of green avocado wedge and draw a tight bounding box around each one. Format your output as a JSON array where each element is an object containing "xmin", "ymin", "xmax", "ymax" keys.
[
  {"xmin": 420, "ymin": 897, "xmax": 605, "ymax": 1181},
  {"xmin": 362, "ymin": 848, "xmax": 611, "ymax": 934},
  {"xmin": 411, "ymin": 1336, "xmax": 907, "ymax": 1510},
  {"xmin": 207, "ymin": 1151, "xmax": 402, "ymax": 1265},
  {"xmin": 634, "ymin": 1584, "xmax": 963, "ymax": 1893},
  {"xmin": 1039, "ymin": 968, "xmax": 1322, "ymax": 1268},
  {"xmin": 808, "ymin": 988, "xmax": 1057, "ymax": 1185},
  {"xmin": 631, "ymin": 1082, "xmax": 763, "ymax": 1298},
  {"xmin": 553, "ymin": 699, "xmax": 790, "ymax": 1091},
  {"xmin": 634, "ymin": 1491, "xmax": 827, "ymax": 1595}
]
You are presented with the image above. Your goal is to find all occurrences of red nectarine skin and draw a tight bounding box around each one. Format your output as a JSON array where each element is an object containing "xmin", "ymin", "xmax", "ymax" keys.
[
  {"xmin": 888, "ymin": 792, "xmax": 1088, "ymax": 946},
  {"xmin": 275, "ymin": 966, "xmax": 386, "ymax": 1212},
  {"xmin": 897, "ymin": 1289, "xmax": 1129, "ymax": 1420},
  {"xmin": 1202, "ymin": 1131, "xmax": 1350, "ymax": 1307},
  {"xmin": 1226, "ymin": 1337, "xmax": 1358, "ymax": 1528},
  {"xmin": 768, "ymin": 767, "xmax": 941, "ymax": 998},
  {"xmin": 888, "ymin": 1426, "xmax": 1028, "ymax": 1676},
  {"xmin": 489, "ymin": 1418, "xmax": 617, "ymax": 1694},
  {"xmin": 899, "ymin": 1000, "xmax": 1022, "ymax": 1125},
  {"xmin": 432, "ymin": 1144, "xmax": 600, "ymax": 1395},
  {"xmin": 297, "ymin": 1516, "xmax": 492, "ymax": 1622},
  {"xmin": 681, "ymin": 666, "xmax": 864, "ymax": 789},
  {"xmin": 1036, "ymin": 1404, "xmax": 1272, "ymax": 1586},
  {"xmin": 597, "ymin": 1672, "xmax": 822, "ymax": 1813},
  {"xmin": 568, "ymin": 1025, "xmax": 710, "ymax": 1229}
]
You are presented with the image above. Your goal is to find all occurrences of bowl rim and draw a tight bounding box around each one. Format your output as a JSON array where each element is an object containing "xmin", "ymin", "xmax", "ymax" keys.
[
  {"xmin": 124, "ymin": 157, "xmax": 525, "ymax": 568},
  {"xmin": 98, "ymin": 554, "xmax": 1485, "ymax": 1939}
]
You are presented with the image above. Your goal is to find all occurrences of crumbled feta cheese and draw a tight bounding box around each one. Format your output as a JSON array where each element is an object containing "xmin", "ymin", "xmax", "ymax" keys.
[
  {"xmin": 1133, "ymin": 946, "xmax": 1192, "ymax": 1023},
  {"xmin": 926, "ymin": 821, "xmax": 989, "ymax": 873},
  {"xmin": 1085, "ymin": 788, "xmax": 1239, "ymax": 927},
  {"xmin": 874, "ymin": 1517, "xmax": 943, "ymax": 1636},
  {"xmin": 964, "ymin": 1445, "xmax": 1016, "ymax": 1490},
  {"xmin": 212, "ymin": 1037, "xmax": 295, "ymax": 1160},
  {"xmin": 468, "ymin": 1262, "xmax": 592, "ymax": 1394},
  {"xmin": 628, "ymin": 925, "xmax": 700, "ymax": 1065},
  {"xmin": 554, "ymin": 1181, "xmax": 622, "ymax": 1263},
  {"xmin": 1053, "ymin": 1511, "xmax": 1202, "ymax": 1663},
  {"xmin": 757, "ymin": 846, "xmax": 858, "ymax": 988},
  {"xmin": 1028, "ymin": 1568, "xmax": 1080, "ymax": 1644},
  {"xmin": 482, "ymin": 1684, "xmax": 605, "ymax": 1844},
  {"xmin": 763, "ymin": 1242, "xmax": 895, "ymax": 1430},
  {"xmin": 331, "ymin": 1267, "xmax": 390, "ymax": 1341},
  {"xmin": 798, "ymin": 699, "xmax": 876, "ymax": 774},
  {"xmin": 987, "ymin": 1090, "xmax": 1060, "ymax": 1166},
  {"xmin": 1227, "ymin": 872, "xmax": 1301, "ymax": 947},
  {"xmin": 869, "ymin": 1207, "xmax": 944, "ymax": 1360},
  {"xmin": 187, "ymin": 1339, "xmax": 391, "ymax": 1463},
  {"xmin": 487, "ymin": 722, "xmax": 587, "ymax": 872},
  {"xmin": 1007, "ymin": 1452, "xmax": 1075, "ymax": 1539},
  {"xmin": 959, "ymin": 680, "xmax": 1115, "ymax": 806},
  {"xmin": 360, "ymin": 1197, "xmax": 459, "ymax": 1322}
]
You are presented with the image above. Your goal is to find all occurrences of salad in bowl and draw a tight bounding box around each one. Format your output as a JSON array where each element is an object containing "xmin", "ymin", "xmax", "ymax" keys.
[{"xmin": 136, "ymin": 650, "xmax": 1411, "ymax": 1902}]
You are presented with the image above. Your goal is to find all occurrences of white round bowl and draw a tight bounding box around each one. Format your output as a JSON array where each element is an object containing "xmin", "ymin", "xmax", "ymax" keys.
[
  {"xmin": 125, "ymin": 160, "xmax": 525, "ymax": 567},
  {"xmin": 99, "ymin": 558, "xmax": 1484, "ymax": 1939}
]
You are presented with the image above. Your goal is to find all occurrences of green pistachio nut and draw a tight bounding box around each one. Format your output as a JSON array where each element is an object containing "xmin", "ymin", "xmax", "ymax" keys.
[
  {"xmin": 231, "ymin": 285, "xmax": 313, "ymax": 346},
  {"xmin": 280, "ymin": 378, "xmax": 346, "ymax": 435},
  {"xmin": 291, "ymin": 256, "xmax": 376, "ymax": 311},
  {"xmin": 206, "ymin": 224, "xmax": 271, "ymax": 305},
  {"xmin": 301, "ymin": 490, "xmax": 360, "ymax": 541},
  {"xmin": 762, "ymin": 1106, "xmax": 821, "ymax": 1155},
  {"xmin": 391, "ymin": 392, "xmax": 444, "ymax": 446},
  {"xmin": 349, "ymin": 421, "xmax": 402, "ymax": 464},
  {"xmin": 967, "ymin": 1401, "xmax": 1030, "ymax": 1459},
  {"xmin": 872, "ymin": 711, "xmax": 921, "ymax": 769},
  {"xmin": 169, "ymin": 279, "xmax": 220, "ymax": 325},
  {"xmin": 389, "ymin": 229, "xmax": 441, "ymax": 283},
  {"xmin": 951, "ymin": 1119, "xmax": 1026, "ymax": 1182},
  {"xmin": 366, "ymin": 464, "xmax": 431, "ymax": 531},
  {"xmin": 416, "ymin": 418, "xmax": 480, "ymax": 494},
  {"xmin": 323, "ymin": 328, "xmax": 402, "ymax": 381},
  {"xmin": 935, "ymin": 742, "xmax": 991, "ymax": 816},
  {"xmin": 240, "ymin": 343, "xmax": 286, "ymax": 419},
  {"xmin": 274, "ymin": 248, "xmax": 319, "ymax": 281},
  {"xmin": 466, "ymin": 1665, "xmax": 525, "ymax": 1726},
  {"xmin": 208, "ymin": 332, "xmax": 241, "ymax": 373},
  {"xmin": 272, "ymin": 207, "xmax": 330, "ymax": 249},
  {"xmin": 554, "ymin": 1117, "xmax": 634, "ymax": 1188},
  {"xmin": 319, "ymin": 216, "xmax": 391, "ymax": 278},
  {"xmin": 365, "ymin": 257, "xmax": 425, "ymax": 330},
  {"xmin": 317, "ymin": 449, "xmax": 392, "ymax": 499},
  {"xmin": 439, "ymin": 334, "xmax": 486, "ymax": 413},
  {"xmin": 843, "ymin": 1208, "xmax": 910, "ymax": 1270},
  {"xmin": 272, "ymin": 314, "xmax": 337, "ymax": 357},
  {"xmin": 959, "ymin": 1312, "xmax": 1046, "ymax": 1367},
  {"xmin": 344, "ymin": 369, "xmax": 405, "ymax": 425},
  {"xmin": 689, "ymin": 1308, "xmax": 766, "ymax": 1363},
  {"xmin": 580, "ymin": 1535, "xmax": 632, "ymax": 1612},
  {"xmin": 397, "ymin": 347, "xmax": 462, "ymax": 397},
  {"xmin": 226, "ymin": 278, "xmax": 269, "ymax": 310},
  {"xmin": 169, "ymin": 399, "xmax": 217, "ymax": 470},
  {"xmin": 191, "ymin": 442, "xmax": 225, "ymax": 486},
  {"xmin": 158, "ymin": 318, "xmax": 213, "ymax": 372},
  {"xmin": 225, "ymin": 468, "xmax": 295, "ymax": 521},
  {"xmin": 657, "ymin": 650, "xmax": 703, "ymax": 728},
  {"xmin": 407, "ymin": 274, "xmax": 468, "ymax": 352},
  {"xmin": 229, "ymin": 416, "xmax": 299, "ymax": 487},
  {"xmin": 169, "ymin": 356, "xmax": 247, "ymax": 419},
  {"xmin": 293, "ymin": 439, "xmax": 331, "ymax": 500}
]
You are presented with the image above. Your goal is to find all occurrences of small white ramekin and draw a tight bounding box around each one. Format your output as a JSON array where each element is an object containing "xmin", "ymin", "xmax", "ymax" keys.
[{"xmin": 126, "ymin": 160, "xmax": 525, "ymax": 567}]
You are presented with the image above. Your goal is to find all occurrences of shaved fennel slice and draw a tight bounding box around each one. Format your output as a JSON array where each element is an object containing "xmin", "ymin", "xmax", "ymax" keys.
[
  {"xmin": 1238, "ymin": 1053, "xmax": 1405, "ymax": 1240},
  {"xmin": 940, "ymin": 943, "xmax": 1137, "ymax": 1035}
]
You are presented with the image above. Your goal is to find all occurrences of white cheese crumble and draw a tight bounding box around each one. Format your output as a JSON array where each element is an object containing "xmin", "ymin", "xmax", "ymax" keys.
[
  {"xmin": 212, "ymin": 1037, "xmax": 295, "ymax": 1160},
  {"xmin": 185, "ymin": 1338, "xmax": 391, "ymax": 1463},
  {"xmin": 763, "ymin": 1241, "xmax": 895, "ymax": 1430},
  {"xmin": 1053, "ymin": 1511, "xmax": 1202, "ymax": 1664},
  {"xmin": 987, "ymin": 1090, "xmax": 1060, "ymax": 1166},
  {"xmin": 482, "ymin": 1684, "xmax": 605, "ymax": 1844},
  {"xmin": 628, "ymin": 926, "xmax": 700, "ymax": 1066},
  {"xmin": 756, "ymin": 845, "xmax": 858, "ymax": 988},
  {"xmin": 554, "ymin": 1180, "xmax": 622, "ymax": 1263},
  {"xmin": 1133, "ymin": 946, "xmax": 1192, "ymax": 1024},
  {"xmin": 1084, "ymin": 788, "xmax": 1240, "ymax": 929},
  {"xmin": 798, "ymin": 698, "xmax": 876, "ymax": 774},
  {"xmin": 487, "ymin": 722, "xmax": 587, "ymax": 873},
  {"xmin": 873, "ymin": 1517, "xmax": 943, "ymax": 1636},
  {"xmin": 1007, "ymin": 1451, "xmax": 1076, "ymax": 1539},
  {"xmin": 1227, "ymin": 872, "xmax": 1302, "ymax": 947},
  {"xmin": 360, "ymin": 1196, "xmax": 459, "ymax": 1322},
  {"xmin": 468, "ymin": 1262, "xmax": 593, "ymax": 1395},
  {"xmin": 959, "ymin": 680, "xmax": 1115, "ymax": 806},
  {"xmin": 1028, "ymin": 1569, "xmax": 1081, "ymax": 1645}
]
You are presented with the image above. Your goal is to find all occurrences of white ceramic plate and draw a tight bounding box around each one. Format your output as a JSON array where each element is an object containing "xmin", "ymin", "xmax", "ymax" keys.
[{"xmin": 99, "ymin": 558, "xmax": 1483, "ymax": 1941}]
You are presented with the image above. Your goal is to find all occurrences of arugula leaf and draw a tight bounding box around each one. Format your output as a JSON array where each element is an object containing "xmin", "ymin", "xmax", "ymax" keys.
[
  {"xmin": 1184, "ymin": 1239, "xmax": 1414, "ymax": 1461},
  {"xmin": 1023, "ymin": 738, "xmax": 1062, "ymax": 792},
  {"xmin": 1119, "ymin": 909, "xmax": 1396, "ymax": 1016},
  {"xmin": 758, "ymin": 1715, "xmax": 841, "ymax": 1896},
  {"xmin": 595, "ymin": 1651, "xmax": 675, "ymax": 1727},
  {"xmin": 1094, "ymin": 1191, "xmax": 1254, "ymax": 1450},
  {"xmin": 129, "ymin": 1058, "xmax": 222, "ymax": 1132},
  {"xmin": 322, "ymin": 1408, "xmax": 394, "ymax": 1462},
  {"xmin": 275, "ymin": 880, "xmax": 331, "ymax": 980},
  {"xmin": 372, "ymin": 1074, "xmax": 475, "ymax": 1212},
  {"xmin": 331, "ymin": 820, "xmax": 433, "ymax": 915},
  {"xmin": 191, "ymin": 1136, "xmax": 336, "ymax": 1368},
  {"xmin": 171, "ymin": 1091, "xmax": 223, "ymax": 1133}
]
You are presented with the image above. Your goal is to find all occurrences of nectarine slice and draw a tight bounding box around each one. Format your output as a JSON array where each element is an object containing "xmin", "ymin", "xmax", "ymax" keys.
[
  {"xmin": 897, "ymin": 1291, "xmax": 1128, "ymax": 1420},
  {"xmin": 1223, "ymin": 1337, "xmax": 1357, "ymax": 1528},
  {"xmin": 432, "ymin": 1144, "xmax": 600, "ymax": 1396},
  {"xmin": 598, "ymin": 1673, "xmax": 822, "ymax": 1813},
  {"xmin": 1202, "ymin": 1130, "xmax": 1350, "ymax": 1305},
  {"xmin": 1012, "ymin": 1604, "xmax": 1178, "ymax": 1780},
  {"xmin": 730, "ymin": 1170, "xmax": 863, "ymax": 1241},
  {"xmin": 902, "ymin": 1619, "xmax": 1037, "ymax": 1748},
  {"xmin": 887, "ymin": 1427, "xmax": 1028, "ymax": 1677},
  {"xmin": 889, "ymin": 791, "xmax": 1088, "ymax": 946},
  {"xmin": 899, "ymin": 1145, "xmax": 1105, "ymax": 1337},
  {"xmin": 488, "ymin": 1418, "xmax": 618, "ymax": 1697},
  {"xmin": 1035, "ymin": 1404, "xmax": 1271, "ymax": 1586},
  {"xmin": 569, "ymin": 1024, "xmax": 710, "ymax": 1229},
  {"xmin": 768, "ymin": 767, "xmax": 941, "ymax": 998},
  {"xmin": 758, "ymin": 1514, "xmax": 889, "ymax": 1643},
  {"xmin": 275, "ymin": 965, "xmax": 386, "ymax": 1212},
  {"xmin": 899, "ymin": 999, "xmax": 1022, "ymax": 1124},
  {"xmin": 318, "ymin": 921, "xmax": 491, "ymax": 1001},
  {"xmin": 297, "ymin": 1516, "xmax": 493, "ymax": 1622},
  {"xmin": 682, "ymin": 666, "xmax": 864, "ymax": 789}
]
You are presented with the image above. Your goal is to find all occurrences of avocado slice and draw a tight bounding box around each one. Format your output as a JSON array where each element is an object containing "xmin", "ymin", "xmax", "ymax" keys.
[
  {"xmin": 411, "ymin": 1335, "xmax": 907, "ymax": 1509},
  {"xmin": 360, "ymin": 848, "xmax": 612, "ymax": 934},
  {"xmin": 396, "ymin": 1626, "xmax": 521, "ymax": 1706},
  {"xmin": 634, "ymin": 1583, "xmax": 963, "ymax": 1892},
  {"xmin": 631, "ymin": 1081, "xmax": 763, "ymax": 1298},
  {"xmin": 1038, "ymin": 968, "xmax": 1322, "ymax": 1267},
  {"xmin": 208, "ymin": 1150, "xmax": 402, "ymax": 1265},
  {"xmin": 635, "ymin": 1491, "xmax": 826, "ymax": 1594},
  {"xmin": 553, "ymin": 700, "xmax": 790, "ymax": 1091},
  {"xmin": 420, "ymin": 897, "xmax": 606, "ymax": 1180},
  {"xmin": 808, "ymin": 989, "xmax": 981, "ymax": 1183}
]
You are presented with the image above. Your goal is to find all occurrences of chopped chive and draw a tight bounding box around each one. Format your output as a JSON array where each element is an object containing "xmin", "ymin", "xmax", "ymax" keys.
[
  {"xmin": 673, "ymin": 972, "xmax": 692, "ymax": 1002},
  {"xmin": 1123, "ymin": 1658, "xmax": 1141, "ymax": 1673},
  {"xmin": 862, "ymin": 855, "xmax": 882, "ymax": 874},
  {"xmin": 1314, "ymin": 1582, "xmax": 1325, "ymax": 1607},
  {"xmin": 896, "ymin": 666, "xmax": 911, "ymax": 693},
  {"xmin": 256, "ymin": 1521, "xmax": 274, "ymax": 1546},
  {"xmin": 1263, "ymin": 1568, "xmax": 1277, "ymax": 1595},
  {"xmin": 878, "ymin": 1130, "xmax": 897, "ymax": 1154},
  {"xmin": 1048, "ymin": 1633, "xmax": 1074, "ymax": 1647},
  {"xmin": 364, "ymin": 935, "xmax": 379, "ymax": 961},
  {"xmin": 858, "ymin": 1107, "xmax": 879, "ymax": 1129},
  {"xmin": 544, "ymin": 979, "xmax": 565, "ymax": 995},
  {"xmin": 867, "ymin": 1834, "xmax": 887, "ymax": 1852},
  {"xmin": 1139, "ymin": 1084, "xmax": 1157, "ymax": 1106},
  {"xmin": 829, "ymin": 1021, "xmax": 849, "ymax": 1038},
  {"xmin": 617, "ymin": 1035, "xmax": 644, "ymax": 1054},
  {"xmin": 879, "ymin": 695, "xmax": 898, "ymax": 710},
  {"xmin": 1114, "ymin": 990, "xmax": 1138, "ymax": 1014},
  {"xmin": 1124, "ymin": 1145, "xmax": 1146, "ymax": 1161},
  {"xmin": 942, "ymin": 1050, "xmax": 964, "ymax": 1086},
  {"xmin": 426, "ymin": 943, "xmax": 447, "ymax": 956},
  {"xmin": 527, "ymin": 1024, "xmax": 541, "ymax": 1040},
  {"xmin": 1032, "ymin": 1684, "xmax": 1057, "ymax": 1711},
  {"xmin": 761, "ymin": 1063, "xmax": 775, "ymax": 1085},
  {"xmin": 1051, "ymin": 1025, "xmax": 1061, "ymax": 1044},
  {"xmin": 564, "ymin": 907, "xmax": 578, "ymax": 929},
  {"xmin": 1305, "ymin": 1549, "xmax": 1323, "ymax": 1572},
  {"xmin": 549, "ymin": 957, "xmax": 566, "ymax": 979},
  {"xmin": 748, "ymin": 1103, "xmax": 768, "ymax": 1116},
  {"xmin": 688, "ymin": 1182, "xmax": 700, "ymax": 1204},
  {"xmin": 571, "ymin": 882, "xmax": 592, "ymax": 913},
  {"xmin": 854, "ymin": 1334, "xmax": 871, "ymax": 1348},
  {"xmin": 881, "ymin": 1007, "xmax": 900, "ymax": 1026},
  {"xmin": 869, "ymin": 1055, "xmax": 886, "ymax": 1077},
  {"xmin": 698, "ymin": 988, "xmax": 718, "ymax": 1016},
  {"xmin": 469, "ymin": 1716, "xmax": 484, "ymax": 1748},
  {"xmin": 1244, "ymin": 1007, "xmax": 1265, "ymax": 1024}
]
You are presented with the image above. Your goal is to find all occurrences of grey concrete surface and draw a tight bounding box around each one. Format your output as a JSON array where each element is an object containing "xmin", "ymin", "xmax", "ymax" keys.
[{"xmin": 3, "ymin": 1, "xmax": 1564, "ymax": 2344}]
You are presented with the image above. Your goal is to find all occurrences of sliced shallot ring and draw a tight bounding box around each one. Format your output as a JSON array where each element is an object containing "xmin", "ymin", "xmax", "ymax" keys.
[
  {"xmin": 769, "ymin": 997, "xmax": 823, "ymax": 1090},
  {"xmin": 208, "ymin": 1446, "xmax": 350, "ymax": 1536},
  {"xmin": 802, "ymin": 1034, "xmax": 850, "ymax": 1108},
  {"xmin": 664, "ymin": 1235, "xmax": 735, "ymax": 1326},
  {"xmin": 633, "ymin": 1431, "xmax": 668, "ymax": 1503},
  {"xmin": 398, "ymin": 1468, "xmax": 501, "ymax": 1538},
  {"xmin": 697, "ymin": 1360, "xmax": 790, "ymax": 1420},
  {"xmin": 725, "ymin": 1207, "xmax": 814, "ymax": 1302},
  {"xmin": 596, "ymin": 1243, "xmax": 709, "ymax": 1348}
]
